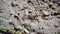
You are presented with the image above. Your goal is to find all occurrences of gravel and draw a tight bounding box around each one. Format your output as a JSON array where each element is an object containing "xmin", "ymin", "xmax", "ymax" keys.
[{"xmin": 0, "ymin": 0, "xmax": 60, "ymax": 34}]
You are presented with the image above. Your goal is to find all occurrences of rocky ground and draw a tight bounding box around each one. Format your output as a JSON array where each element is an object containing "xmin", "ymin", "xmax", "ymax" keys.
[{"xmin": 0, "ymin": 0, "xmax": 60, "ymax": 34}]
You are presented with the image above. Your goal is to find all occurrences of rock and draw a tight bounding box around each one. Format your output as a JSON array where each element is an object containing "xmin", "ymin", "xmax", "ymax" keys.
[
  {"xmin": 0, "ymin": 0, "xmax": 60, "ymax": 34},
  {"xmin": 43, "ymin": 10, "xmax": 50, "ymax": 15}
]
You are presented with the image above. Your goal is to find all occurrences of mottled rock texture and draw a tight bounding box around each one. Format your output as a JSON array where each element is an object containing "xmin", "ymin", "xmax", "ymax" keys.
[{"xmin": 0, "ymin": 0, "xmax": 60, "ymax": 34}]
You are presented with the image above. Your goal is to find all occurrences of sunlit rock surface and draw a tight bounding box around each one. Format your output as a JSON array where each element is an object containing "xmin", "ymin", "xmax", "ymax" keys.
[{"xmin": 0, "ymin": 0, "xmax": 60, "ymax": 34}]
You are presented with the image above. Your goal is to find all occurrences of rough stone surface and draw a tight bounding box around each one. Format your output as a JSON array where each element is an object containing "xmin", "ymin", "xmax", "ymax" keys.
[{"xmin": 0, "ymin": 0, "xmax": 60, "ymax": 34}]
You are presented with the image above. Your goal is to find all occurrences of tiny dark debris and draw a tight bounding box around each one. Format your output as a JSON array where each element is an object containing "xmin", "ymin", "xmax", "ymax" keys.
[
  {"xmin": 27, "ymin": 28, "xmax": 30, "ymax": 31},
  {"xmin": 42, "ymin": 0, "xmax": 44, "ymax": 2},
  {"xmin": 18, "ymin": 13, "xmax": 20, "ymax": 15},
  {"xmin": 28, "ymin": 0, "xmax": 32, "ymax": 3},
  {"xmin": 36, "ymin": 19, "xmax": 39, "ymax": 21},
  {"xmin": 54, "ymin": 25, "xmax": 58, "ymax": 28},
  {"xmin": 24, "ymin": 31, "xmax": 27, "ymax": 34},
  {"xmin": 10, "ymin": 13, "xmax": 13, "ymax": 15},
  {"xmin": 22, "ymin": 24, "xmax": 27, "ymax": 28},
  {"xmin": 14, "ymin": 15, "xmax": 19, "ymax": 20},
  {"xmin": 49, "ymin": 5, "xmax": 52, "ymax": 8},
  {"xmin": 53, "ymin": 1, "xmax": 55, "ymax": 3},
  {"xmin": 32, "ymin": 29, "xmax": 35, "ymax": 32},
  {"xmin": 36, "ymin": 15, "xmax": 38, "ymax": 17},
  {"xmin": 43, "ymin": 15, "xmax": 49, "ymax": 17},
  {"xmin": 53, "ymin": 13, "xmax": 57, "ymax": 16},
  {"xmin": 58, "ymin": 2, "xmax": 60, "ymax": 6},
  {"xmin": 9, "ymin": 22, "xmax": 14, "ymax": 25},
  {"xmin": 11, "ymin": 2, "xmax": 18, "ymax": 7},
  {"xmin": 15, "ymin": 4, "xmax": 18, "ymax": 6},
  {"xmin": 42, "ymin": 27, "xmax": 44, "ymax": 30},
  {"xmin": 11, "ymin": 2, "xmax": 14, "ymax": 7},
  {"xmin": 28, "ymin": 11, "xmax": 32, "ymax": 13},
  {"xmin": 14, "ymin": 28, "xmax": 20, "ymax": 31},
  {"xmin": 37, "ymin": 32, "xmax": 42, "ymax": 34},
  {"xmin": 51, "ymin": 7, "xmax": 55, "ymax": 10}
]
